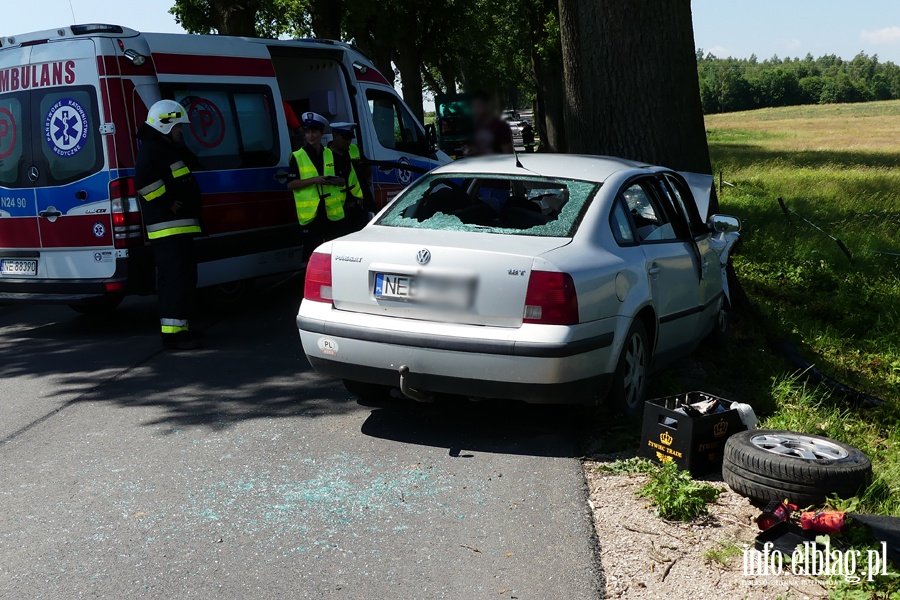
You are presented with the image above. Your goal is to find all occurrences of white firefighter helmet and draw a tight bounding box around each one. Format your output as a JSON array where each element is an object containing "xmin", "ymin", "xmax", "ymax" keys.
[{"xmin": 146, "ymin": 99, "xmax": 190, "ymax": 135}]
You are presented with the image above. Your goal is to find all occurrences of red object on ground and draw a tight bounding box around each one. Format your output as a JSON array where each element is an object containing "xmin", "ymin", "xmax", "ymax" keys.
[
  {"xmin": 800, "ymin": 511, "xmax": 846, "ymax": 534},
  {"xmin": 757, "ymin": 499, "xmax": 797, "ymax": 531}
]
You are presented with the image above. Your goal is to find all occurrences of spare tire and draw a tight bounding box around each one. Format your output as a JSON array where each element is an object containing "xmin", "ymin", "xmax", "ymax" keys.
[{"xmin": 722, "ymin": 430, "xmax": 871, "ymax": 507}]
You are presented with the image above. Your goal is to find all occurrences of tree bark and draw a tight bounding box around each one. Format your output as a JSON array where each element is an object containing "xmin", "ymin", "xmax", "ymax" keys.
[
  {"xmin": 531, "ymin": 46, "xmax": 567, "ymax": 152},
  {"xmin": 557, "ymin": 0, "xmax": 711, "ymax": 174},
  {"xmin": 210, "ymin": 0, "xmax": 261, "ymax": 36},
  {"xmin": 309, "ymin": 0, "xmax": 344, "ymax": 39},
  {"xmin": 394, "ymin": 46, "xmax": 425, "ymax": 122}
]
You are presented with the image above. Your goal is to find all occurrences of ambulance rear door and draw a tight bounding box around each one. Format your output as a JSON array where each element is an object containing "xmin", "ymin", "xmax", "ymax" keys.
[
  {"xmin": 0, "ymin": 45, "xmax": 41, "ymax": 280},
  {"xmin": 30, "ymin": 38, "xmax": 116, "ymax": 279}
]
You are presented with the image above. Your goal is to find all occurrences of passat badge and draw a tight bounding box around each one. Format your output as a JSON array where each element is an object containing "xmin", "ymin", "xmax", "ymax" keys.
[{"xmin": 416, "ymin": 248, "xmax": 431, "ymax": 265}]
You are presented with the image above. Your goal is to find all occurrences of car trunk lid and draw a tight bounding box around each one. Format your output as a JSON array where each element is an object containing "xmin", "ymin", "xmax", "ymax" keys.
[{"xmin": 329, "ymin": 227, "xmax": 571, "ymax": 327}]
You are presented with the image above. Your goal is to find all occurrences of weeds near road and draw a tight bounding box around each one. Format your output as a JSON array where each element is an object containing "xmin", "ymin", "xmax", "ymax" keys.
[
  {"xmin": 703, "ymin": 539, "xmax": 743, "ymax": 567},
  {"xmin": 599, "ymin": 459, "xmax": 722, "ymax": 521},
  {"xmin": 639, "ymin": 462, "xmax": 722, "ymax": 521}
]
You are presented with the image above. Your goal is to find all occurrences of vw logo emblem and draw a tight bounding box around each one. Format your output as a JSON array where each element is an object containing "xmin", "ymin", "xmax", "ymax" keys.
[
  {"xmin": 28, "ymin": 166, "xmax": 40, "ymax": 182},
  {"xmin": 416, "ymin": 248, "xmax": 431, "ymax": 265}
]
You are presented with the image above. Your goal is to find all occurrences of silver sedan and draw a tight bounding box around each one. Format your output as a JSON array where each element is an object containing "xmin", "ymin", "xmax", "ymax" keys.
[{"xmin": 297, "ymin": 155, "xmax": 740, "ymax": 414}]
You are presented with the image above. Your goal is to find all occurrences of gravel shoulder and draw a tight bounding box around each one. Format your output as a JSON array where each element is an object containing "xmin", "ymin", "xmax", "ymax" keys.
[{"xmin": 584, "ymin": 454, "xmax": 828, "ymax": 600}]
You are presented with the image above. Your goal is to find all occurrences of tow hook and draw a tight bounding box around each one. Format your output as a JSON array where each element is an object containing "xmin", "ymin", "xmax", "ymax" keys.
[{"xmin": 398, "ymin": 365, "xmax": 433, "ymax": 402}]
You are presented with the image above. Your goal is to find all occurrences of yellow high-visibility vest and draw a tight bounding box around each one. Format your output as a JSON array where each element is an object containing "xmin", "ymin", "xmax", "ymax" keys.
[
  {"xmin": 333, "ymin": 145, "xmax": 363, "ymax": 205},
  {"xmin": 291, "ymin": 147, "xmax": 343, "ymax": 225}
]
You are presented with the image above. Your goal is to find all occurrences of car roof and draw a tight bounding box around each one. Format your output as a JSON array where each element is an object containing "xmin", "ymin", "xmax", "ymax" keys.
[{"xmin": 431, "ymin": 154, "xmax": 655, "ymax": 183}]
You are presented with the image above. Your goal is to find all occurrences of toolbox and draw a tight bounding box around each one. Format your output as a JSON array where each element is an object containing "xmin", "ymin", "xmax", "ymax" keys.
[{"xmin": 639, "ymin": 391, "xmax": 747, "ymax": 475}]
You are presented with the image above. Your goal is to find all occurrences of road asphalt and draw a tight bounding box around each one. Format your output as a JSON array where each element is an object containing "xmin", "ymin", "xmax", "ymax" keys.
[{"xmin": 0, "ymin": 278, "xmax": 603, "ymax": 599}]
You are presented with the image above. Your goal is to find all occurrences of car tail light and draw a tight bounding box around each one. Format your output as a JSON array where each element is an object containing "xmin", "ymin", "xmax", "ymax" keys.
[
  {"xmin": 109, "ymin": 177, "xmax": 143, "ymax": 250},
  {"xmin": 304, "ymin": 252, "xmax": 333, "ymax": 304},
  {"xmin": 523, "ymin": 270, "xmax": 579, "ymax": 325}
]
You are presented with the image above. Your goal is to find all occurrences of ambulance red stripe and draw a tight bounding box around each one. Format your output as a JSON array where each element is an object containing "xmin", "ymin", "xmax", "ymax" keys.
[
  {"xmin": 152, "ymin": 54, "xmax": 276, "ymax": 78},
  {"xmin": 38, "ymin": 216, "xmax": 113, "ymax": 248},
  {"xmin": 0, "ymin": 219, "xmax": 41, "ymax": 248}
]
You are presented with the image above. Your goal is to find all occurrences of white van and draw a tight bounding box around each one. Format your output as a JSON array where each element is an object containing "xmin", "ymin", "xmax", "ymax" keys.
[{"xmin": 0, "ymin": 24, "xmax": 448, "ymax": 309}]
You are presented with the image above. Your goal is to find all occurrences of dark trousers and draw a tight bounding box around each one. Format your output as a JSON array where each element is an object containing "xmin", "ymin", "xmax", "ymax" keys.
[
  {"xmin": 301, "ymin": 202, "xmax": 366, "ymax": 260},
  {"xmin": 152, "ymin": 234, "xmax": 198, "ymax": 337}
]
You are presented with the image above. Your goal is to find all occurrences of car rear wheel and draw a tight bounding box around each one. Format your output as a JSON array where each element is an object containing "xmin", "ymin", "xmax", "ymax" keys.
[
  {"xmin": 609, "ymin": 319, "xmax": 650, "ymax": 417},
  {"xmin": 707, "ymin": 297, "xmax": 730, "ymax": 350},
  {"xmin": 722, "ymin": 430, "xmax": 872, "ymax": 506}
]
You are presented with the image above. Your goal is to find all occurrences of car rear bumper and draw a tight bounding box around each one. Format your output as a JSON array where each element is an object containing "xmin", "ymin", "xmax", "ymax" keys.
[
  {"xmin": 297, "ymin": 302, "xmax": 624, "ymax": 404},
  {"xmin": 307, "ymin": 356, "xmax": 610, "ymax": 404}
]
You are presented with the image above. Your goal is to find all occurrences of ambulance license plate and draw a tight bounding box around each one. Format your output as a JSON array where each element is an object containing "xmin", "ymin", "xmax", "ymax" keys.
[{"xmin": 0, "ymin": 259, "xmax": 38, "ymax": 276}]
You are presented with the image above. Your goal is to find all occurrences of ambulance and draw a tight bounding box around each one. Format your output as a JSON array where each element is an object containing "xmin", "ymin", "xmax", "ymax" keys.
[{"xmin": 0, "ymin": 24, "xmax": 448, "ymax": 310}]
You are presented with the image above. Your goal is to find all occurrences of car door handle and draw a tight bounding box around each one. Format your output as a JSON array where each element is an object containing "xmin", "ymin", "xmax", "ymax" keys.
[
  {"xmin": 648, "ymin": 264, "xmax": 661, "ymax": 277},
  {"xmin": 39, "ymin": 210, "xmax": 62, "ymax": 219}
]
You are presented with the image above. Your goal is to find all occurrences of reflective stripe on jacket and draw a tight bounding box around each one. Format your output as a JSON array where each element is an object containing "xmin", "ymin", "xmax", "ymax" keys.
[
  {"xmin": 135, "ymin": 124, "xmax": 203, "ymax": 240},
  {"xmin": 291, "ymin": 147, "xmax": 344, "ymax": 225}
]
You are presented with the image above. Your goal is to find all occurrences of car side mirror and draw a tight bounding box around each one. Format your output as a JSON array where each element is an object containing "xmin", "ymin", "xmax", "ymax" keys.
[
  {"xmin": 708, "ymin": 214, "xmax": 741, "ymax": 233},
  {"xmin": 425, "ymin": 123, "xmax": 438, "ymax": 151}
]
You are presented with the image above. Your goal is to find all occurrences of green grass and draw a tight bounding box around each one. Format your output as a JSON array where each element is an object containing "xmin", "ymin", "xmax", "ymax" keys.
[
  {"xmin": 685, "ymin": 100, "xmax": 900, "ymax": 519},
  {"xmin": 635, "ymin": 101, "xmax": 899, "ymax": 522},
  {"xmin": 703, "ymin": 539, "xmax": 743, "ymax": 567}
]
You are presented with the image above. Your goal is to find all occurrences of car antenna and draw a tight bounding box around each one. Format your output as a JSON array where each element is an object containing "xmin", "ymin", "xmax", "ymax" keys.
[{"xmin": 513, "ymin": 147, "xmax": 540, "ymax": 176}]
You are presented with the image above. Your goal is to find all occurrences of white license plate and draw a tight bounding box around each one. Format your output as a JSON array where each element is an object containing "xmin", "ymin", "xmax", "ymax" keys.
[
  {"xmin": 0, "ymin": 259, "xmax": 38, "ymax": 277},
  {"xmin": 374, "ymin": 272, "xmax": 474, "ymax": 308}
]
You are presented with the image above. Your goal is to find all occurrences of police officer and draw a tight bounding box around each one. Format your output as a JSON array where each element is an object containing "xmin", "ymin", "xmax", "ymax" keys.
[
  {"xmin": 328, "ymin": 122, "xmax": 376, "ymax": 236},
  {"xmin": 287, "ymin": 112, "xmax": 346, "ymax": 258},
  {"xmin": 135, "ymin": 99, "xmax": 203, "ymax": 351}
]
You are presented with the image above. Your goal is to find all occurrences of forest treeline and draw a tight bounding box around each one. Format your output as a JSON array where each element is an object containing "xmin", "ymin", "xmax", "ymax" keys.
[{"xmin": 698, "ymin": 51, "xmax": 900, "ymax": 114}]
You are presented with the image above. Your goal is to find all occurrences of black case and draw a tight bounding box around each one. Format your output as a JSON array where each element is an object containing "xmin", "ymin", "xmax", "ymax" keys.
[{"xmin": 639, "ymin": 391, "xmax": 747, "ymax": 475}]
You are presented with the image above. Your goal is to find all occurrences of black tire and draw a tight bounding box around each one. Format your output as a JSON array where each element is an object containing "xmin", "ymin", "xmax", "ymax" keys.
[
  {"xmin": 343, "ymin": 379, "xmax": 392, "ymax": 401},
  {"xmin": 69, "ymin": 295, "xmax": 123, "ymax": 315},
  {"xmin": 722, "ymin": 429, "xmax": 871, "ymax": 507},
  {"xmin": 608, "ymin": 319, "xmax": 651, "ymax": 417},
  {"xmin": 706, "ymin": 296, "xmax": 730, "ymax": 350},
  {"xmin": 199, "ymin": 279, "xmax": 254, "ymax": 311}
]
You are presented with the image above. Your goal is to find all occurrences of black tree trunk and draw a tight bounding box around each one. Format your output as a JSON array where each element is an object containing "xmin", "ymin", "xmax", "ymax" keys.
[{"xmin": 557, "ymin": 0, "xmax": 711, "ymax": 174}]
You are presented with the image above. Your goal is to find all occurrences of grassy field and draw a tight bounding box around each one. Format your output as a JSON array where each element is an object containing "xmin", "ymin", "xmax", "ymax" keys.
[
  {"xmin": 636, "ymin": 100, "xmax": 899, "ymax": 517},
  {"xmin": 678, "ymin": 101, "xmax": 900, "ymax": 596}
]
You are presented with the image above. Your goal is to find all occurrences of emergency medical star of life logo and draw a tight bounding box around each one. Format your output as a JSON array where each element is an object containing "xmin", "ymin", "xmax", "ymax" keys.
[
  {"xmin": 44, "ymin": 98, "xmax": 89, "ymax": 158},
  {"xmin": 396, "ymin": 156, "xmax": 413, "ymax": 185},
  {"xmin": 92, "ymin": 222, "xmax": 106, "ymax": 238}
]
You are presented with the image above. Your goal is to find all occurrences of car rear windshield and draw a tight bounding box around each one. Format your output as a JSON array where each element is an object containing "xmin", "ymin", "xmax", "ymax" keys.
[{"xmin": 377, "ymin": 174, "xmax": 600, "ymax": 237}]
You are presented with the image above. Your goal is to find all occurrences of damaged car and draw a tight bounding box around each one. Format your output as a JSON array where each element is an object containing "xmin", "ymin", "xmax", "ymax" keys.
[{"xmin": 297, "ymin": 154, "xmax": 740, "ymax": 414}]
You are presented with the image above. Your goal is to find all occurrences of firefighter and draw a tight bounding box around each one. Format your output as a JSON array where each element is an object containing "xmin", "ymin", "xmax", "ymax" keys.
[
  {"xmin": 135, "ymin": 99, "xmax": 203, "ymax": 351},
  {"xmin": 328, "ymin": 122, "xmax": 376, "ymax": 236},
  {"xmin": 287, "ymin": 112, "xmax": 346, "ymax": 258}
]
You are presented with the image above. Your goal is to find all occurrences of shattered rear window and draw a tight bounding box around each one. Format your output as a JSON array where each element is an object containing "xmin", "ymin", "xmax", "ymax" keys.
[{"xmin": 376, "ymin": 174, "xmax": 600, "ymax": 237}]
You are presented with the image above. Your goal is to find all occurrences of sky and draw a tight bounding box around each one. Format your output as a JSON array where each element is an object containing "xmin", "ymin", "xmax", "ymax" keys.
[{"xmin": 5, "ymin": 1, "xmax": 900, "ymax": 68}]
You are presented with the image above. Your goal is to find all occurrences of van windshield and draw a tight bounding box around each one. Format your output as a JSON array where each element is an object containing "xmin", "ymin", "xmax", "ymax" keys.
[{"xmin": 376, "ymin": 174, "xmax": 600, "ymax": 238}]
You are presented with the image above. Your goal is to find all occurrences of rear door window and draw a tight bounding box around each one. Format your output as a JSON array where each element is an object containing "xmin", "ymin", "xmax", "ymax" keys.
[
  {"xmin": 165, "ymin": 84, "xmax": 280, "ymax": 170},
  {"xmin": 34, "ymin": 86, "xmax": 103, "ymax": 186},
  {"xmin": 0, "ymin": 93, "xmax": 28, "ymax": 188},
  {"xmin": 620, "ymin": 180, "xmax": 678, "ymax": 243}
]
